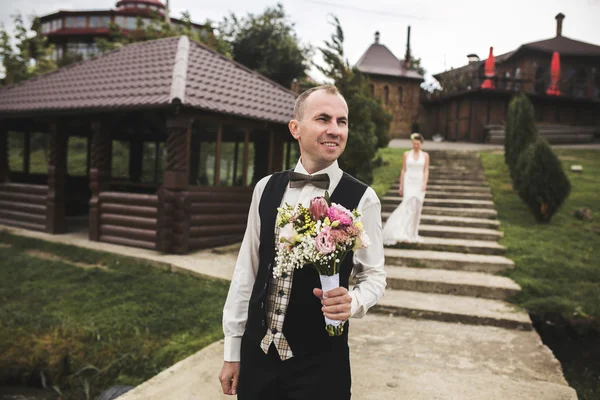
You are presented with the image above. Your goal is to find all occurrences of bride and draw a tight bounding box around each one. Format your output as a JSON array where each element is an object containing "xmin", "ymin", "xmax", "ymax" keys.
[{"xmin": 383, "ymin": 133, "xmax": 430, "ymax": 244}]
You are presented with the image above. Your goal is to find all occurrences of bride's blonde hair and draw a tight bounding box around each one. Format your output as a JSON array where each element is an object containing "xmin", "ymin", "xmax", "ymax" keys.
[{"xmin": 410, "ymin": 133, "xmax": 424, "ymax": 143}]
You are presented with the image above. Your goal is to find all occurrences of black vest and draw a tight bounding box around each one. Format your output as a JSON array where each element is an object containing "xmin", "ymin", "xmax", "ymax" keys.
[{"xmin": 243, "ymin": 170, "xmax": 368, "ymax": 357}]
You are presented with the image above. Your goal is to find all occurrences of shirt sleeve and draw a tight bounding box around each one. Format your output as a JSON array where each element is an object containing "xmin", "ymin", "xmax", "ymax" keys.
[
  {"xmin": 349, "ymin": 187, "xmax": 387, "ymax": 318},
  {"xmin": 222, "ymin": 177, "xmax": 269, "ymax": 362}
]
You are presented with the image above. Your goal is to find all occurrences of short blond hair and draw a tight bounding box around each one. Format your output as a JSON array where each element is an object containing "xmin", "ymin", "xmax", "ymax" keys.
[
  {"xmin": 410, "ymin": 133, "xmax": 424, "ymax": 143},
  {"xmin": 293, "ymin": 85, "xmax": 344, "ymax": 120}
]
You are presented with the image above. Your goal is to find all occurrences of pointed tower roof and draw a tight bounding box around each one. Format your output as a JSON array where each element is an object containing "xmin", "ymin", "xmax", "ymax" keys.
[{"xmin": 356, "ymin": 31, "xmax": 423, "ymax": 81}]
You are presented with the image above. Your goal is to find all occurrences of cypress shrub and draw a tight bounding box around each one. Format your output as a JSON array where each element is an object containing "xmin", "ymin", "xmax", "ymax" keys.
[
  {"xmin": 504, "ymin": 93, "xmax": 537, "ymax": 181},
  {"xmin": 516, "ymin": 137, "xmax": 571, "ymax": 222}
]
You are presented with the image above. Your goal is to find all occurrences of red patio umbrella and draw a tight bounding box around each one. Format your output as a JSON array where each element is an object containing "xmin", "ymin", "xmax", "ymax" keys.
[
  {"xmin": 546, "ymin": 51, "xmax": 561, "ymax": 96},
  {"xmin": 481, "ymin": 47, "xmax": 495, "ymax": 89}
]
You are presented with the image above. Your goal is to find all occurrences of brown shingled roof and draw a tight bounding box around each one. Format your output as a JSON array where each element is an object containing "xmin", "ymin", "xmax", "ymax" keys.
[
  {"xmin": 0, "ymin": 36, "xmax": 297, "ymax": 124},
  {"xmin": 356, "ymin": 43, "xmax": 423, "ymax": 80},
  {"xmin": 513, "ymin": 35, "xmax": 600, "ymax": 58}
]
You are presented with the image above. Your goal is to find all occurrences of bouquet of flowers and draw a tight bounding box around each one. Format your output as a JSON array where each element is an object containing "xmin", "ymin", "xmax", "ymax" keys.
[{"xmin": 274, "ymin": 192, "xmax": 371, "ymax": 336}]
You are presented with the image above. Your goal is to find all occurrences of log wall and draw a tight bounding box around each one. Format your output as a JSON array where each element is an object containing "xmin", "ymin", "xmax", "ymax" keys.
[{"xmin": 0, "ymin": 183, "xmax": 48, "ymax": 231}]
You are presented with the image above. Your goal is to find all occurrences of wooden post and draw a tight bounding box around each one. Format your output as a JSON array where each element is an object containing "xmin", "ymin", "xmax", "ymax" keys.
[
  {"xmin": 89, "ymin": 120, "xmax": 111, "ymax": 241},
  {"xmin": 189, "ymin": 131, "xmax": 201, "ymax": 186},
  {"xmin": 267, "ymin": 131, "xmax": 274, "ymax": 174},
  {"xmin": 214, "ymin": 124, "xmax": 222, "ymax": 186},
  {"xmin": 23, "ymin": 131, "xmax": 31, "ymax": 175},
  {"xmin": 242, "ymin": 129, "xmax": 249, "ymax": 187},
  {"xmin": 0, "ymin": 127, "xmax": 8, "ymax": 183},
  {"xmin": 232, "ymin": 141, "xmax": 239, "ymax": 185},
  {"xmin": 46, "ymin": 121, "xmax": 67, "ymax": 234},
  {"xmin": 160, "ymin": 115, "xmax": 193, "ymax": 254}
]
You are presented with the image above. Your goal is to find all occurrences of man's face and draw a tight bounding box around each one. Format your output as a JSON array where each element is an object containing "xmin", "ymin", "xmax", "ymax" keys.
[{"xmin": 289, "ymin": 90, "xmax": 349, "ymax": 169}]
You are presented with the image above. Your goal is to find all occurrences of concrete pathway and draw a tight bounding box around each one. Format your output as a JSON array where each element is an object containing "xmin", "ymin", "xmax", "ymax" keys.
[{"xmin": 0, "ymin": 148, "xmax": 578, "ymax": 399}]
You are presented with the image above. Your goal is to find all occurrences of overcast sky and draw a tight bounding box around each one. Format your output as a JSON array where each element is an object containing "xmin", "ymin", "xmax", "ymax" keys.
[{"xmin": 1, "ymin": 0, "xmax": 599, "ymax": 84}]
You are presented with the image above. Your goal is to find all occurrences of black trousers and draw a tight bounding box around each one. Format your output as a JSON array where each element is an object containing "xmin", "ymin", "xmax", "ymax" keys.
[{"xmin": 237, "ymin": 338, "xmax": 351, "ymax": 400}]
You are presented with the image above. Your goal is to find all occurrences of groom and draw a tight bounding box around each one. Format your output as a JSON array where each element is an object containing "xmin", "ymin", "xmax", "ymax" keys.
[{"xmin": 219, "ymin": 85, "xmax": 386, "ymax": 399}]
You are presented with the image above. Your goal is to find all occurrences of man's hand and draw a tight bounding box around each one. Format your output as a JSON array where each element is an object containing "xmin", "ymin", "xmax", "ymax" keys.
[
  {"xmin": 313, "ymin": 287, "xmax": 352, "ymax": 321},
  {"xmin": 219, "ymin": 361, "xmax": 240, "ymax": 396}
]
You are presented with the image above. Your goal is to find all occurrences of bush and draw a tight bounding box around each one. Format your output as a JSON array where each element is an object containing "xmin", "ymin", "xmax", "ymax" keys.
[
  {"xmin": 515, "ymin": 137, "xmax": 571, "ymax": 222},
  {"xmin": 504, "ymin": 93, "xmax": 537, "ymax": 181}
]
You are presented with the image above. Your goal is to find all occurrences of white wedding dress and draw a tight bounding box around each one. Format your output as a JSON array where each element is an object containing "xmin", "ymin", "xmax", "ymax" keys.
[{"xmin": 383, "ymin": 149, "xmax": 426, "ymax": 244}]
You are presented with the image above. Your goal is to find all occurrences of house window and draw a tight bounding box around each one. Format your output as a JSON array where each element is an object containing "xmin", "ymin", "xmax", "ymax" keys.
[
  {"xmin": 112, "ymin": 141, "xmax": 130, "ymax": 179},
  {"xmin": 29, "ymin": 133, "xmax": 49, "ymax": 175},
  {"xmin": 101, "ymin": 16, "xmax": 111, "ymax": 27},
  {"xmin": 138, "ymin": 3, "xmax": 147, "ymax": 8},
  {"xmin": 89, "ymin": 16, "xmax": 100, "ymax": 28},
  {"xmin": 7, "ymin": 132, "xmax": 25, "ymax": 173},
  {"xmin": 41, "ymin": 22, "xmax": 50, "ymax": 33},
  {"xmin": 75, "ymin": 16, "xmax": 86, "ymax": 28},
  {"xmin": 67, "ymin": 137, "xmax": 88, "ymax": 176},
  {"xmin": 384, "ymin": 85, "xmax": 389, "ymax": 105},
  {"xmin": 115, "ymin": 16, "xmax": 126, "ymax": 28},
  {"xmin": 398, "ymin": 87, "xmax": 403, "ymax": 104},
  {"xmin": 126, "ymin": 17, "xmax": 137, "ymax": 30},
  {"xmin": 141, "ymin": 142, "xmax": 164, "ymax": 183},
  {"xmin": 369, "ymin": 84, "xmax": 374, "ymax": 97},
  {"xmin": 65, "ymin": 17, "xmax": 75, "ymax": 28}
]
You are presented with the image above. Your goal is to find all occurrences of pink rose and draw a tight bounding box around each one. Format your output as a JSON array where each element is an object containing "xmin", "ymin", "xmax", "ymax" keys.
[
  {"xmin": 327, "ymin": 204, "xmax": 353, "ymax": 226},
  {"xmin": 315, "ymin": 226, "xmax": 335, "ymax": 254},
  {"xmin": 310, "ymin": 197, "xmax": 329, "ymax": 221}
]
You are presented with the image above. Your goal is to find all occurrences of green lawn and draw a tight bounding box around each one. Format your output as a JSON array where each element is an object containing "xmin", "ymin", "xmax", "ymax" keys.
[
  {"xmin": 371, "ymin": 147, "xmax": 408, "ymax": 198},
  {"xmin": 0, "ymin": 232, "xmax": 229, "ymax": 399},
  {"xmin": 481, "ymin": 149, "xmax": 600, "ymax": 320}
]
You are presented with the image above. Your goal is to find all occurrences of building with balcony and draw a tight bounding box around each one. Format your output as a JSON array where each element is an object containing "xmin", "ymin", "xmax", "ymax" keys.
[
  {"xmin": 422, "ymin": 13, "xmax": 600, "ymax": 143},
  {"xmin": 39, "ymin": 0, "xmax": 209, "ymax": 61}
]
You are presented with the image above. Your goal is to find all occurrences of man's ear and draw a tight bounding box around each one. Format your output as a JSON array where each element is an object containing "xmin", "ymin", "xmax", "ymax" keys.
[{"xmin": 289, "ymin": 119, "xmax": 301, "ymax": 140}]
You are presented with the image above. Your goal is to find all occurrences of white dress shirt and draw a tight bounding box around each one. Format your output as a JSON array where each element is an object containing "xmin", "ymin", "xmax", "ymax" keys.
[{"xmin": 222, "ymin": 159, "xmax": 386, "ymax": 362}]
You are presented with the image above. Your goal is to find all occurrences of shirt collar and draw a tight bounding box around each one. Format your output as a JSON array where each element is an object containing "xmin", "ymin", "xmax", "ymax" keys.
[{"xmin": 293, "ymin": 158, "xmax": 342, "ymax": 182}]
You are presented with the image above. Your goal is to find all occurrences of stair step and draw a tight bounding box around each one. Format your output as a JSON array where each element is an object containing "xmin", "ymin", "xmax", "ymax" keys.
[
  {"xmin": 419, "ymin": 206, "xmax": 497, "ymax": 219},
  {"xmin": 382, "ymin": 198, "xmax": 495, "ymax": 210},
  {"xmin": 385, "ymin": 266, "xmax": 521, "ymax": 300},
  {"xmin": 417, "ymin": 179, "xmax": 489, "ymax": 187},
  {"xmin": 383, "ymin": 213, "xmax": 500, "ymax": 229},
  {"xmin": 385, "ymin": 248, "xmax": 514, "ymax": 273},
  {"xmin": 372, "ymin": 290, "xmax": 531, "ymax": 330},
  {"xmin": 420, "ymin": 185, "xmax": 491, "ymax": 193},
  {"xmin": 418, "ymin": 225, "xmax": 503, "ymax": 241},
  {"xmin": 385, "ymin": 236, "xmax": 506, "ymax": 255},
  {"xmin": 385, "ymin": 191, "xmax": 493, "ymax": 200}
]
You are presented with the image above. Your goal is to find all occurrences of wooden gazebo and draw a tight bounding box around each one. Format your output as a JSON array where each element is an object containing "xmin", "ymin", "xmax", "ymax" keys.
[{"xmin": 0, "ymin": 36, "xmax": 298, "ymax": 253}]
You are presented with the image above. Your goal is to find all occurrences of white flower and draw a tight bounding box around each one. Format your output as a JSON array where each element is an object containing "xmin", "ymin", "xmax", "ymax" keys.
[{"xmin": 279, "ymin": 223, "xmax": 297, "ymax": 247}]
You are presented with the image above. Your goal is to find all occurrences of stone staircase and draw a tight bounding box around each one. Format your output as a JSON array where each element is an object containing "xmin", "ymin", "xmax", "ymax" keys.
[{"xmin": 373, "ymin": 150, "xmax": 531, "ymax": 331}]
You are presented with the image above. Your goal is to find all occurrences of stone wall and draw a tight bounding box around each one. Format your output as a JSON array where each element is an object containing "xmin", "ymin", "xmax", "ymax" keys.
[{"xmin": 369, "ymin": 76, "xmax": 422, "ymax": 139}]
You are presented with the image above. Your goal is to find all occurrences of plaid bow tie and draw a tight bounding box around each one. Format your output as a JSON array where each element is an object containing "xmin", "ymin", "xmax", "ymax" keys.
[{"xmin": 289, "ymin": 171, "xmax": 330, "ymax": 190}]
